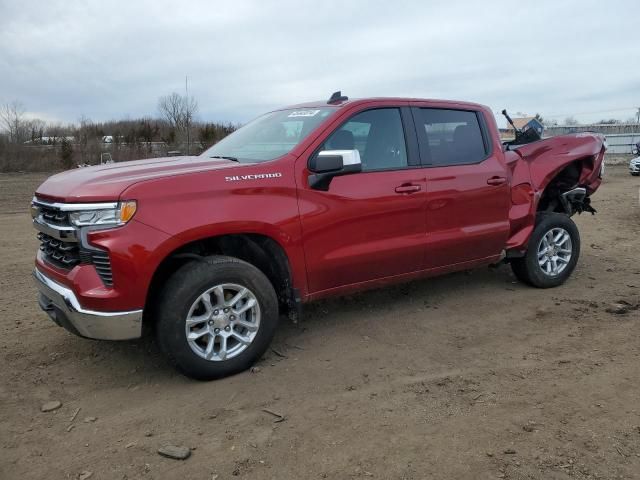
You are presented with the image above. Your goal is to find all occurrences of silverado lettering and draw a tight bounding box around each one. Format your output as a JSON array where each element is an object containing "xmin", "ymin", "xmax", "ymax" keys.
[{"xmin": 225, "ymin": 172, "xmax": 283, "ymax": 181}]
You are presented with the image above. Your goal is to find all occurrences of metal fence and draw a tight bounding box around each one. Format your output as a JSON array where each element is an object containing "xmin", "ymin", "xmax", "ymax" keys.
[
  {"xmin": 542, "ymin": 124, "xmax": 640, "ymax": 154},
  {"xmin": 601, "ymin": 133, "xmax": 640, "ymax": 154}
]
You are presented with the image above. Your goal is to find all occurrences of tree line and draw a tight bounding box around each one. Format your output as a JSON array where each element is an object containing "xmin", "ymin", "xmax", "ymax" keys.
[{"xmin": 0, "ymin": 93, "xmax": 237, "ymax": 172}]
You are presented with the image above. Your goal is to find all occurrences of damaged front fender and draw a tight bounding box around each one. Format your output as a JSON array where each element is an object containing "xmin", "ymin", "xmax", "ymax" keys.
[
  {"xmin": 515, "ymin": 132, "xmax": 606, "ymax": 196},
  {"xmin": 505, "ymin": 132, "xmax": 606, "ymax": 252}
]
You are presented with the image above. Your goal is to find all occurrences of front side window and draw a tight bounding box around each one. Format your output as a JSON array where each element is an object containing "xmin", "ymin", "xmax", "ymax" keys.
[
  {"xmin": 416, "ymin": 109, "xmax": 487, "ymax": 166},
  {"xmin": 202, "ymin": 107, "xmax": 336, "ymax": 163},
  {"xmin": 322, "ymin": 108, "xmax": 408, "ymax": 171}
]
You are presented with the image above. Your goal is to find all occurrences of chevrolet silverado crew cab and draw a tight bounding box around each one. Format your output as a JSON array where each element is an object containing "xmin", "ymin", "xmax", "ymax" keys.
[{"xmin": 32, "ymin": 92, "xmax": 606, "ymax": 380}]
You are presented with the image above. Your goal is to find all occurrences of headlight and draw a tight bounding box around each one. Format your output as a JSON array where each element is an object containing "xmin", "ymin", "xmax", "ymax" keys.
[{"xmin": 69, "ymin": 200, "xmax": 137, "ymax": 227}]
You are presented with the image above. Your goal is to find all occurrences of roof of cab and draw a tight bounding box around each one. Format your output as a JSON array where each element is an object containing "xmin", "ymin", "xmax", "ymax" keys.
[{"xmin": 280, "ymin": 97, "xmax": 489, "ymax": 111}]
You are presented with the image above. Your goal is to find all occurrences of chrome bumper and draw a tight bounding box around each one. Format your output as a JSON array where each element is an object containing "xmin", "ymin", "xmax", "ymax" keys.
[{"xmin": 33, "ymin": 268, "xmax": 142, "ymax": 340}]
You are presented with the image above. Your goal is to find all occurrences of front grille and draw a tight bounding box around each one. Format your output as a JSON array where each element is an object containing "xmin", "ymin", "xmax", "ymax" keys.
[
  {"xmin": 38, "ymin": 232, "xmax": 114, "ymax": 286},
  {"xmin": 39, "ymin": 205, "xmax": 70, "ymax": 226},
  {"xmin": 38, "ymin": 232, "xmax": 82, "ymax": 268},
  {"xmin": 34, "ymin": 200, "xmax": 114, "ymax": 287}
]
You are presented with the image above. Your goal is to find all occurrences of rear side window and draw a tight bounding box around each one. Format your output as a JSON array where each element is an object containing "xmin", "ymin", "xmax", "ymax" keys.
[
  {"xmin": 322, "ymin": 108, "xmax": 408, "ymax": 172},
  {"xmin": 416, "ymin": 109, "xmax": 487, "ymax": 166}
]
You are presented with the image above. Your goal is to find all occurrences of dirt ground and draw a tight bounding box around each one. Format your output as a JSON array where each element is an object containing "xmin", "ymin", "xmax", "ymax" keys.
[{"xmin": 1, "ymin": 165, "xmax": 639, "ymax": 480}]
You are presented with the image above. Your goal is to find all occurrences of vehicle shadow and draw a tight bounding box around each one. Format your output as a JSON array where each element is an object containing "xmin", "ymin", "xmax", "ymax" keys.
[
  {"xmin": 273, "ymin": 264, "xmax": 520, "ymax": 350},
  {"xmin": 42, "ymin": 265, "xmax": 518, "ymax": 383}
]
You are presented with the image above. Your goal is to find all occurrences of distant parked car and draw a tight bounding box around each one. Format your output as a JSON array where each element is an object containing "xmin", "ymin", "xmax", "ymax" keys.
[{"xmin": 630, "ymin": 156, "xmax": 640, "ymax": 176}]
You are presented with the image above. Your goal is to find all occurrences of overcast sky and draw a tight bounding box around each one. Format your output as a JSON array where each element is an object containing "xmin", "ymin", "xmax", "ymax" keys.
[{"xmin": 1, "ymin": 0, "xmax": 638, "ymax": 127}]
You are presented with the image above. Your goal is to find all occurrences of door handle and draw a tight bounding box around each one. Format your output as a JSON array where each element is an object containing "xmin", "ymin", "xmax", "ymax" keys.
[
  {"xmin": 395, "ymin": 184, "xmax": 421, "ymax": 194},
  {"xmin": 487, "ymin": 176, "xmax": 507, "ymax": 186}
]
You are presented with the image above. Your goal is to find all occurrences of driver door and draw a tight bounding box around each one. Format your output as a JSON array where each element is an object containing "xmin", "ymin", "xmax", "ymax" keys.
[{"xmin": 296, "ymin": 107, "xmax": 427, "ymax": 294}]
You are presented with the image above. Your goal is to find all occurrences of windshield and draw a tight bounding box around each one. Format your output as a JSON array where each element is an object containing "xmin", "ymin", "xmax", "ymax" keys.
[{"xmin": 201, "ymin": 107, "xmax": 336, "ymax": 163}]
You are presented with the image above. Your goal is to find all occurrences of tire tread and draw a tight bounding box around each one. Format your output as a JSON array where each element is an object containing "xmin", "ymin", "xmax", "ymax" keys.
[
  {"xmin": 510, "ymin": 213, "xmax": 580, "ymax": 289},
  {"xmin": 155, "ymin": 255, "xmax": 278, "ymax": 380}
]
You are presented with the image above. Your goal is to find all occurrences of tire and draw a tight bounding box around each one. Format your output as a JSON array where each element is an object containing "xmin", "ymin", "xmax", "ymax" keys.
[
  {"xmin": 156, "ymin": 255, "xmax": 279, "ymax": 380},
  {"xmin": 511, "ymin": 213, "xmax": 580, "ymax": 288}
]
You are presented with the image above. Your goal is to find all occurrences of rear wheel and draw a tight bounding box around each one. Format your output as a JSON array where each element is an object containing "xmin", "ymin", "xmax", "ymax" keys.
[
  {"xmin": 156, "ymin": 256, "xmax": 278, "ymax": 380},
  {"xmin": 511, "ymin": 213, "xmax": 580, "ymax": 288}
]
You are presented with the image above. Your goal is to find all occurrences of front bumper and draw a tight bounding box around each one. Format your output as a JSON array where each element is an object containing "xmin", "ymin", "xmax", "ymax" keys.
[
  {"xmin": 630, "ymin": 163, "xmax": 640, "ymax": 174},
  {"xmin": 33, "ymin": 268, "xmax": 143, "ymax": 340}
]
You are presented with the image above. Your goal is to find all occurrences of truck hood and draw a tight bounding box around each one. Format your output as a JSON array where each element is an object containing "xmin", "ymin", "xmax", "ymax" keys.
[{"xmin": 35, "ymin": 156, "xmax": 243, "ymax": 202}]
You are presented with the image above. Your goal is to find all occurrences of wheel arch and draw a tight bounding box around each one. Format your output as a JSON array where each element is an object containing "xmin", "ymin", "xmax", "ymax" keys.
[
  {"xmin": 143, "ymin": 232, "xmax": 299, "ymax": 332},
  {"xmin": 535, "ymin": 159, "xmax": 585, "ymax": 213}
]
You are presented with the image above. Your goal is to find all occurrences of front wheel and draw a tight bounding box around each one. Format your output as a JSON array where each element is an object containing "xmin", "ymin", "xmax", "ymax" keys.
[
  {"xmin": 511, "ymin": 213, "xmax": 581, "ymax": 288},
  {"xmin": 156, "ymin": 256, "xmax": 279, "ymax": 380}
]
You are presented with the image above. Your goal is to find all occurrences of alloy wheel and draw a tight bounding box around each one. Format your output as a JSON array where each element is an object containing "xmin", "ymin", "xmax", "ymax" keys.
[
  {"xmin": 537, "ymin": 227, "xmax": 572, "ymax": 277},
  {"xmin": 185, "ymin": 283, "xmax": 261, "ymax": 361}
]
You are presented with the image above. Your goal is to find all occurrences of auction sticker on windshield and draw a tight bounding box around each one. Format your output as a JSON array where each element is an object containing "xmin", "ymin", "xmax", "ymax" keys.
[{"xmin": 288, "ymin": 110, "xmax": 320, "ymax": 118}]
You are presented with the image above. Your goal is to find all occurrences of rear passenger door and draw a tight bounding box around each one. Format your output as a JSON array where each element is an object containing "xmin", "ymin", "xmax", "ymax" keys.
[{"xmin": 412, "ymin": 106, "xmax": 511, "ymax": 269}]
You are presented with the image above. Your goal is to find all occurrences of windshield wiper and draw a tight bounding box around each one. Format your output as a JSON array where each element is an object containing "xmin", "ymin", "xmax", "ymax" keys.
[{"xmin": 209, "ymin": 155, "xmax": 239, "ymax": 162}]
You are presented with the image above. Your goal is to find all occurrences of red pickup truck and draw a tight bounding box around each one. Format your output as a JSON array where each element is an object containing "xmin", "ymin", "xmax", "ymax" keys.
[{"xmin": 32, "ymin": 93, "xmax": 605, "ymax": 379}]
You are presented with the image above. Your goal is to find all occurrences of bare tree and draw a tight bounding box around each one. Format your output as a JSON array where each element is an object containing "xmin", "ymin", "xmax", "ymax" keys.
[
  {"xmin": 74, "ymin": 115, "xmax": 104, "ymax": 165},
  {"xmin": 0, "ymin": 101, "xmax": 27, "ymax": 143},
  {"xmin": 183, "ymin": 94, "xmax": 197, "ymax": 154},
  {"xmin": 26, "ymin": 118, "xmax": 46, "ymax": 143},
  {"xmin": 60, "ymin": 136, "xmax": 74, "ymax": 169},
  {"xmin": 563, "ymin": 116, "xmax": 580, "ymax": 126},
  {"xmin": 158, "ymin": 92, "xmax": 184, "ymax": 129},
  {"xmin": 158, "ymin": 92, "xmax": 198, "ymax": 152}
]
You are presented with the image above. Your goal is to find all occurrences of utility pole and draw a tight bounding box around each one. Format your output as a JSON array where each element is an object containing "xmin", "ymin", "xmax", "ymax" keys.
[
  {"xmin": 636, "ymin": 107, "xmax": 640, "ymax": 126},
  {"xmin": 185, "ymin": 76, "xmax": 190, "ymax": 155}
]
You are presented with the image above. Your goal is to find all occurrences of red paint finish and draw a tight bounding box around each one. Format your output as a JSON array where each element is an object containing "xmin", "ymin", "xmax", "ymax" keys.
[
  {"xmin": 34, "ymin": 156, "xmax": 241, "ymax": 203},
  {"xmin": 121, "ymin": 154, "xmax": 308, "ymax": 296},
  {"xmin": 296, "ymin": 168, "xmax": 427, "ymax": 293},
  {"xmin": 33, "ymin": 97, "xmax": 605, "ymax": 313},
  {"xmin": 421, "ymin": 156, "xmax": 510, "ymax": 269}
]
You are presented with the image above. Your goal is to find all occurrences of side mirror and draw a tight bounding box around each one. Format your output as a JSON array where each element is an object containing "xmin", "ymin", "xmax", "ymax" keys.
[{"xmin": 308, "ymin": 149, "xmax": 362, "ymax": 190}]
